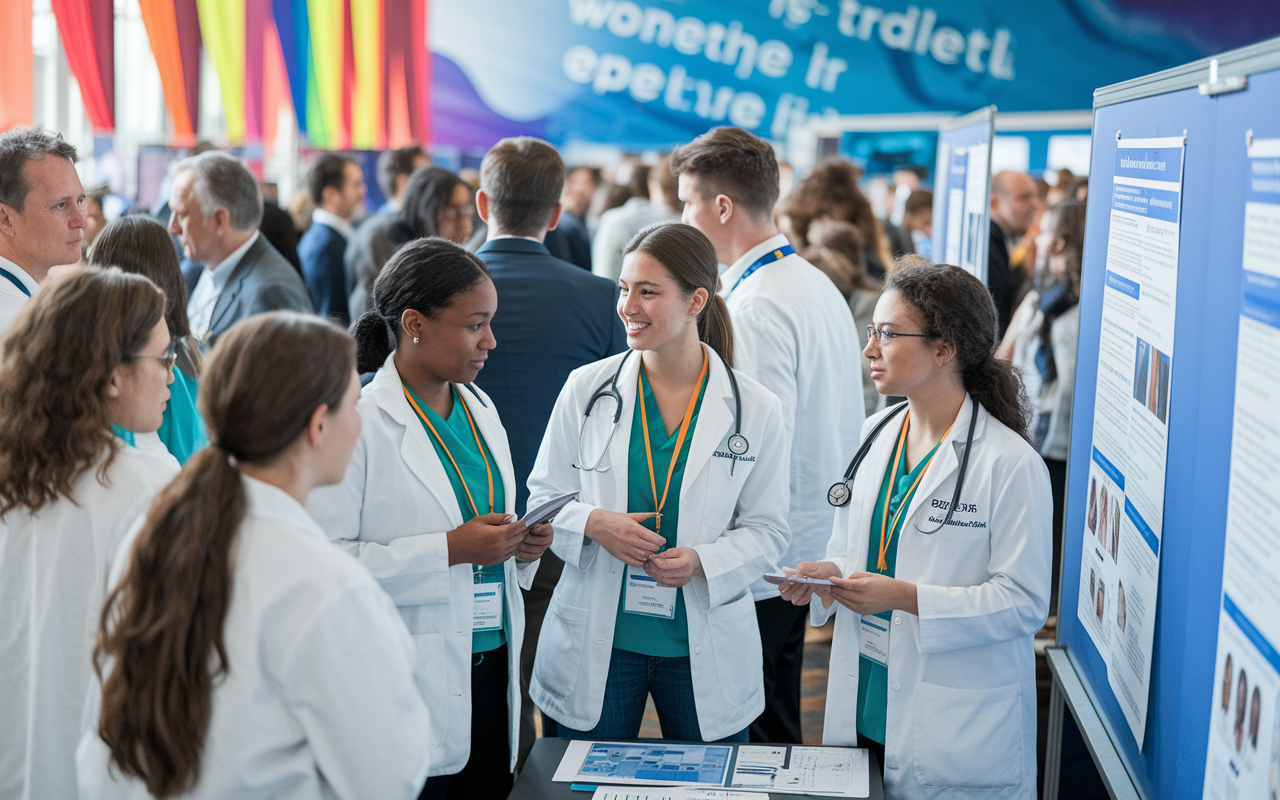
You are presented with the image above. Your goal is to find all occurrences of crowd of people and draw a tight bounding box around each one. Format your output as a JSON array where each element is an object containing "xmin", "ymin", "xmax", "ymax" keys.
[{"xmin": 0, "ymin": 121, "xmax": 1085, "ymax": 800}]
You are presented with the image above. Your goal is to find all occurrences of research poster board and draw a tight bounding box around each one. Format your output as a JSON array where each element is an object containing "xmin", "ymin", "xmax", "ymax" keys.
[
  {"xmin": 1075, "ymin": 134, "xmax": 1185, "ymax": 749},
  {"xmin": 1056, "ymin": 36, "xmax": 1280, "ymax": 800},
  {"xmin": 1201, "ymin": 134, "xmax": 1280, "ymax": 799},
  {"xmin": 929, "ymin": 106, "xmax": 994, "ymax": 280}
]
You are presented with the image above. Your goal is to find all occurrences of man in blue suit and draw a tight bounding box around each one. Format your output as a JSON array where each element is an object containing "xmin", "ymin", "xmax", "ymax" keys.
[
  {"xmin": 471, "ymin": 137, "xmax": 625, "ymax": 763},
  {"xmin": 298, "ymin": 153, "xmax": 365, "ymax": 326}
]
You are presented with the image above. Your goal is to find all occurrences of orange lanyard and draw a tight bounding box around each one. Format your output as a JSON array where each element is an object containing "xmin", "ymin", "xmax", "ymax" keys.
[
  {"xmin": 403, "ymin": 383, "xmax": 494, "ymax": 517},
  {"xmin": 638, "ymin": 350, "xmax": 708, "ymax": 533},
  {"xmin": 876, "ymin": 412, "xmax": 952, "ymax": 570}
]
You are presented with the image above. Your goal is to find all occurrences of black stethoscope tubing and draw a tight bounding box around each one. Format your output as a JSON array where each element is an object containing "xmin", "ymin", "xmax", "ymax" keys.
[{"xmin": 827, "ymin": 399, "xmax": 979, "ymax": 534}]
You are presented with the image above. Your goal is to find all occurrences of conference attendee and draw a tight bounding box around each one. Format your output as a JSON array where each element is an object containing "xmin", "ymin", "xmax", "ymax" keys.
[
  {"xmin": 79, "ymin": 312, "xmax": 432, "ymax": 800},
  {"xmin": 988, "ymin": 170, "xmax": 1042, "ymax": 336},
  {"xmin": 259, "ymin": 196, "xmax": 303, "ymax": 275},
  {"xmin": 299, "ymin": 153, "xmax": 366, "ymax": 326},
  {"xmin": 544, "ymin": 165, "xmax": 600, "ymax": 271},
  {"xmin": 779, "ymin": 261, "xmax": 1051, "ymax": 796},
  {"xmin": 309, "ymin": 239, "xmax": 551, "ymax": 799},
  {"xmin": 673, "ymin": 127, "xmax": 864, "ymax": 744},
  {"xmin": 592, "ymin": 155, "xmax": 680, "ymax": 282},
  {"xmin": 527, "ymin": 222, "xmax": 789, "ymax": 743},
  {"xmin": 470, "ymin": 136, "xmax": 625, "ymax": 755},
  {"xmin": 901, "ymin": 189, "xmax": 933, "ymax": 259},
  {"xmin": 775, "ymin": 158, "xmax": 893, "ymax": 281},
  {"xmin": 89, "ymin": 215, "xmax": 208, "ymax": 464},
  {"xmin": 0, "ymin": 268, "xmax": 179, "ymax": 800},
  {"xmin": 170, "ymin": 152, "xmax": 313, "ymax": 346},
  {"xmin": 0, "ymin": 127, "xmax": 84, "ymax": 339},
  {"xmin": 346, "ymin": 146, "xmax": 432, "ymax": 316},
  {"xmin": 82, "ymin": 184, "xmax": 110, "ymax": 259}
]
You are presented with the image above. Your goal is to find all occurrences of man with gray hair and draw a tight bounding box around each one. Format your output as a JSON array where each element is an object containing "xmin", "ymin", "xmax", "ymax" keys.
[
  {"xmin": 0, "ymin": 127, "xmax": 84, "ymax": 340},
  {"xmin": 170, "ymin": 151, "xmax": 312, "ymax": 345}
]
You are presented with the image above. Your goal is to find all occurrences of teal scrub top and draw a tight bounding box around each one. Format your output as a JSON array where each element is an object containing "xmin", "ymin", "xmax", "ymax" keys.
[
  {"xmin": 856, "ymin": 421, "xmax": 943, "ymax": 745},
  {"xmin": 405, "ymin": 382, "xmax": 508, "ymax": 654},
  {"xmin": 612, "ymin": 365, "xmax": 709, "ymax": 658},
  {"xmin": 156, "ymin": 366, "xmax": 207, "ymax": 464}
]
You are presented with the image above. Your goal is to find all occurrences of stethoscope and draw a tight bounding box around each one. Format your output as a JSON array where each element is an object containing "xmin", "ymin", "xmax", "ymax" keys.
[
  {"xmin": 827, "ymin": 399, "xmax": 979, "ymax": 534},
  {"xmin": 574, "ymin": 349, "xmax": 749, "ymax": 473}
]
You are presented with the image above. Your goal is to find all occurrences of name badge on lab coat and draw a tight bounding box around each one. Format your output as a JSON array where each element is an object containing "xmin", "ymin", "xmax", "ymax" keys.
[
  {"xmin": 859, "ymin": 613, "xmax": 891, "ymax": 666},
  {"xmin": 624, "ymin": 564, "xmax": 677, "ymax": 619},
  {"xmin": 472, "ymin": 580, "xmax": 504, "ymax": 632}
]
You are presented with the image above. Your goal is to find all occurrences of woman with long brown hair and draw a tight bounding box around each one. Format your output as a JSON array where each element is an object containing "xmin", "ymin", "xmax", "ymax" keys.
[
  {"xmin": 526, "ymin": 221, "xmax": 789, "ymax": 743},
  {"xmin": 0, "ymin": 268, "xmax": 178, "ymax": 800},
  {"xmin": 78, "ymin": 312, "xmax": 432, "ymax": 799},
  {"xmin": 90, "ymin": 214, "xmax": 208, "ymax": 463},
  {"xmin": 776, "ymin": 158, "xmax": 893, "ymax": 281}
]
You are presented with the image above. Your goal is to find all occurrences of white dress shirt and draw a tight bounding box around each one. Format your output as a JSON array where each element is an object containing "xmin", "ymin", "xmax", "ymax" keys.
[
  {"xmin": 0, "ymin": 254, "xmax": 40, "ymax": 345},
  {"xmin": 187, "ymin": 231, "xmax": 260, "ymax": 337},
  {"xmin": 312, "ymin": 207, "xmax": 354, "ymax": 240},
  {"xmin": 591, "ymin": 197, "xmax": 677, "ymax": 282}
]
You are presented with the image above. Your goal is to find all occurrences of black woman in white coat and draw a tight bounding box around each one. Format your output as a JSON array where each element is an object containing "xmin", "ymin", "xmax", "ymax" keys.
[
  {"xmin": 780, "ymin": 261, "xmax": 1052, "ymax": 800},
  {"xmin": 307, "ymin": 238, "xmax": 552, "ymax": 799}
]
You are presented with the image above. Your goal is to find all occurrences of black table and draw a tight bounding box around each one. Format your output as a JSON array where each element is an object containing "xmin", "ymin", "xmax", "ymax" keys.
[{"xmin": 510, "ymin": 738, "xmax": 884, "ymax": 800}]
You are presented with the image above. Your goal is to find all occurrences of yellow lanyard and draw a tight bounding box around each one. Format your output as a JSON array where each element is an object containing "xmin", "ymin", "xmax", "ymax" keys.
[
  {"xmin": 403, "ymin": 384, "xmax": 494, "ymax": 517},
  {"xmin": 876, "ymin": 412, "xmax": 952, "ymax": 570},
  {"xmin": 638, "ymin": 350, "xmax": 708, "ymax": 533}
]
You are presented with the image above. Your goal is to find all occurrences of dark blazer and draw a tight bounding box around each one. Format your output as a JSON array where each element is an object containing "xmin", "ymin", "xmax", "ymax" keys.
[
  {"xmin": 183, "ymin": 234, "xmax": 314, "ymax": 345},
  {"xmin": 987, "ymin": 220, "xmax": 1020, "ymax": 337},
  {"xmin": 543, "ymin": 211, "xmax": 592, "ymax": 272},
  {"xmin": 298, "ymin": 221, "xmax": 351, "ymax": 326},
  {"xmin": 473, "ymin": 238, "xmax": 626, "ymax": 513}
]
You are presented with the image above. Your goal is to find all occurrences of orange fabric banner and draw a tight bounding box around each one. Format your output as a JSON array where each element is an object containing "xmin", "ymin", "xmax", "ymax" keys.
[
  {"xmin": 138, "ymin": 0, "xmax": 196, "ymax": 145},
  {"xmin": 0, "ymin": 0, "xmax": 34, "ymax": 131}
]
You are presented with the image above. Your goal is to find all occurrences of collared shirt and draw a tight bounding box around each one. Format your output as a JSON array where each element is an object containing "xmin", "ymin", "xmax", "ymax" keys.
[
  {"xmin": 0, "ymin": 254, "xmax": 41, "ymax": 343},
  {"xmin": 187, "ymin": 231, "xmax": 260, "ymax": 337},
  {"xmin": 487, "ymin": 234, "xmax": 544, "ymax": 243},
  {"xmin": 311, "ymin": 208, "xmax": 355, "ymax": 241}
]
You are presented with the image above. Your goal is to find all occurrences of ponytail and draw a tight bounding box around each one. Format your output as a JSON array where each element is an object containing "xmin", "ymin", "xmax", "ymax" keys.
[
  {"xmin": 350, "ymin": 237, "xmax": 491, "ymax": 374},
  {"xmin": 93, "ymin": 312, "xmax": 355, "ymax": 798},
  {"xmin": 624, "ymin": 221, "xmax": 734, "ymax": 367},
  {"xmin": 884, "ymin": 259, "xmax": 1032, "ymax": 443}
]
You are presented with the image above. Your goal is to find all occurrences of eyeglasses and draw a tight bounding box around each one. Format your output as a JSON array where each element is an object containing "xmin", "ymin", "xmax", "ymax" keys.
[
  {"xmin": 440, "ymin": 204, "xmax": 473, "ymax": 220},
  {"xmin": 866, "ymin": 325, "xmax": 935, "ymax": 344},
  {"xmin": 126, "ymin": 344, "xmax": 179, "ymax": 371}
]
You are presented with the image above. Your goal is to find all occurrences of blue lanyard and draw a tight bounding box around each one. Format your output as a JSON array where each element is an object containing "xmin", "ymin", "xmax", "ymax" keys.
[
  {"xmin": 0, "ymin": 266, "xmax": 32, "ymax": 298},
  {"xmin": 726, "ymin": 244, "xmax": 795, "ymax": 297}
]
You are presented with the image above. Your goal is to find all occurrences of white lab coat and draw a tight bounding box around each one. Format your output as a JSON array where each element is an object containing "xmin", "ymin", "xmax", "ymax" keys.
[
  {"xmin": 719, "ymin": 235, "xmax": 865, "ymax": 599},
  {"xmin": 526, "ymin": 346, "xmax": 791, "ymax": 740},
  {"xmin": 0, "ymin": 254, "xmax": 38, "ymax": 346},
  {"xmin": 813, "ymin": 395, "xmax": 1052, "ymax": 799},
  {"xmin": 0, "ymin": 441, "xmax": 177, "ymax": 800},
  {"xmin": 306, "ymin": 355, "xmax": 535, "ymax": 776},
  {"xmin": 78, "ymin": 475, "xmax": 432, "ymax": 800}
]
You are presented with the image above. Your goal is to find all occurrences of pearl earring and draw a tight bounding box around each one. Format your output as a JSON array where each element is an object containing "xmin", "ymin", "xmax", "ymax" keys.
[{"xmin": 413, "ymin": 337, "xmax": 420, "ymax": 344}]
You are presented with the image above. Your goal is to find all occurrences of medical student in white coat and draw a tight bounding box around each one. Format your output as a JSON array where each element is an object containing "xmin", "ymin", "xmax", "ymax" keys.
[
  {"xmin": 307, "ymin": 238, "xmax": 552, "ymax": 800},
  {"xmin": 0, "ymin": 268, "xmax": 178, "ymax": 800},
  {"xmin": 780, "ymin": 261, "xmax": 1052, "ymax": 799},
  {"xmin": 527, "ymin": 222, "xmax": 790, "ymax": 742},
  {"xmin": 79, "ymin": 313, "xmax": 432, "ymax": 800}
]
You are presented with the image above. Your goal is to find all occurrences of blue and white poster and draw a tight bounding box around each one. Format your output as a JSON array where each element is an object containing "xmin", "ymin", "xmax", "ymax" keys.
[
  {"xmin": 1202, "ymin": 134, "xmax": 1280, "ymax": 800},
  {"xmin": 1077, "ymin": 134, "xmax": 1186, "ymax": 749}
]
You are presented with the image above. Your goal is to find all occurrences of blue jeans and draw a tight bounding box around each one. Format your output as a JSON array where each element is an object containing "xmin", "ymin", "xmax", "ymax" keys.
[{"xmin": 557, "ymin": 648, "xmax": 749, "ymax": 743}]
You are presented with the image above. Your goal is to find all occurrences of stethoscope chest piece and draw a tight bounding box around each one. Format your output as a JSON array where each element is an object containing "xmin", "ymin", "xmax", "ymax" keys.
[
  {"xmin": 827, "ymin": 481, "xmax": 852, "ymax": 507},
  {"xmin": 727, "ymin": 433, "xmax": 749, "ymax": 456}
]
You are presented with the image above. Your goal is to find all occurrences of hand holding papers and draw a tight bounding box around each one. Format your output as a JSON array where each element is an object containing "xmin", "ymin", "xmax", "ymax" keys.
[
  {"xmin": 521, "ymin": 491, "xmax": 578, "ymax": 527},
  {"xmin": 764, "ymin": 573, "xmax": 835, "ymax": 587}
]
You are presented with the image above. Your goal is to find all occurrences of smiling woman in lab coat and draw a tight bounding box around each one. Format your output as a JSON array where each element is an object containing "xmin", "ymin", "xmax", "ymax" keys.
[
  {"xmin": 307, "ymin": 237, "xmax": 552, "ymax": 800},
  {"xmin": 526, "ymin": 222, "xmax": 789, "ymax": 742},
  {"xmin": 781, "ymin": 261, "xmax": 1052, "ymax": 800},
  {"xmin": 79, "ymin": 313, "xmax": 431, "ymax": 800}
]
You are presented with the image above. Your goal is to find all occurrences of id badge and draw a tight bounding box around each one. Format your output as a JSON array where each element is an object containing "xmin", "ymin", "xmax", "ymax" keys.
[
  {"xmin": 472, "ymin": 580, "xmax": 504, "ymax": 632},
  {"xmin": 859, "ymin": 612, "xmax": 891, "ymax": 666},
  {"xmin": 623, "ymin": 564, "xmax": 677, "ymax": 619}
]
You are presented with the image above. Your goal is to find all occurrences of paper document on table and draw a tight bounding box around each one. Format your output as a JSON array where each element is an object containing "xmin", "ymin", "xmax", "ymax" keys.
[
  {"xmin": 591, "ymin": 788, "xmax": 764, "ymax": 800},
  {"xmin": 729, "ymin": 745, "xmax": 869, "ymax": 797},
  {"xmin": 554, "ymin": 740, "xmax": 732, "ymax": 786}
]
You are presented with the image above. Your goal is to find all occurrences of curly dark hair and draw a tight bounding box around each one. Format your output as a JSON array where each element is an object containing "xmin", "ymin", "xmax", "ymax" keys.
[{"xmin": 884, "ymin": 259, "xmax": 1030, "ymax": 441}]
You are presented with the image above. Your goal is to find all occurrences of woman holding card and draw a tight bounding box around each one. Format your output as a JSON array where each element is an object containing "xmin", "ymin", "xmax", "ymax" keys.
[
  {"xmin": 526, "ymin": 222, "xmax": 789, "ymax": 743},
  {"xmin": 306, "ymin": 238, "xmax": 552, "ymax": 799},
  {"xmin": 780, "ymin": 262, "xmax": 1052, "ymax": 799}
]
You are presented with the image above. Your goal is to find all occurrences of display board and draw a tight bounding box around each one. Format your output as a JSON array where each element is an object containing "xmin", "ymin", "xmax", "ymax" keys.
[
  {"xmin": 929, "ymin": 106, "xmax": 994, "ymax": 281},
  {"xmin": 1054, "ymin": 36, "xmax": 1280, "ymax": 800}
]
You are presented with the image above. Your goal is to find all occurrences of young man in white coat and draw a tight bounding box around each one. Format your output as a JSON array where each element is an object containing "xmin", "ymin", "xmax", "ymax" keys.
[{"xmin": 672, "ymin": 127, "xmax": 865, "ymax": 743}]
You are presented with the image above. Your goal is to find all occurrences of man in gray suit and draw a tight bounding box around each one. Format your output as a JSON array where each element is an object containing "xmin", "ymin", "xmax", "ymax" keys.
[{"xmin": 170, "ymin": 152, "xmax": 313, "ymax": 345}]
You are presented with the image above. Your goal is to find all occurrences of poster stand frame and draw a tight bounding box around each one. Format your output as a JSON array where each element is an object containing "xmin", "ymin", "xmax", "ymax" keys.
[{"xmin": 930, "ymin": 105, "xmax": 995, "ymax": 281}]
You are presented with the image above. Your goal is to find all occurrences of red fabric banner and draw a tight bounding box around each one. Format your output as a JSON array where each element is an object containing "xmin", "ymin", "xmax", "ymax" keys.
[{"xmin": 50, "ymin": 0, "xmax": 114, "ymax": 131}]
